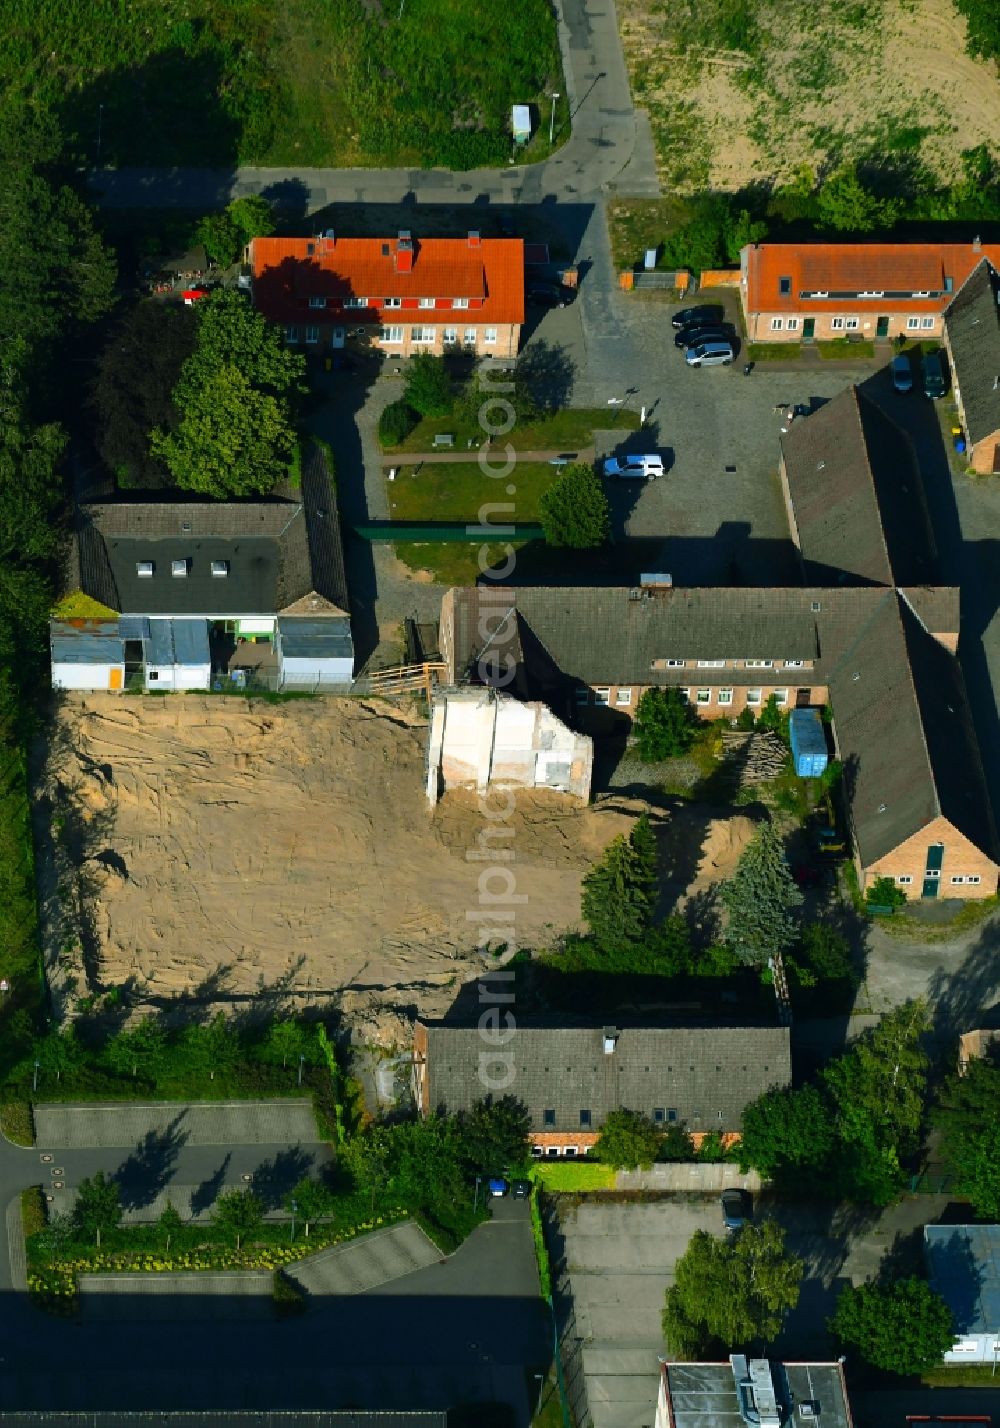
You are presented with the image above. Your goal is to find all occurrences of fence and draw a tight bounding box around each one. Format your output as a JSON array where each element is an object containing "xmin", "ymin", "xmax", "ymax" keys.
[
  {"xmin": 619, "ymin": 268, "xmax": 691, "ymax": 292},
  {"xmin": 615, "ymin": 1163, "xmax": 762, "ymax": 1192}
]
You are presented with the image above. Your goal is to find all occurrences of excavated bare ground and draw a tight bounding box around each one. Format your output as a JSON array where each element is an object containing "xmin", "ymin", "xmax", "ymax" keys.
[{"xmin": 42, "ymin": 695, "xmax": 657, "ymax": 1038}]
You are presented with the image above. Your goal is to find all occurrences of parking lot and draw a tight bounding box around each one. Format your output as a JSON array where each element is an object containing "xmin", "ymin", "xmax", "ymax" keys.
[{"xmin": 553, "ymin": 1192, "xmax": 954, "ymax": 1428}]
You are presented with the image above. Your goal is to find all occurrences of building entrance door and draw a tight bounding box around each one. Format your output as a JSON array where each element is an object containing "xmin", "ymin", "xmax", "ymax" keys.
[
  {"xmin": 802, "ymin": 318, "xmax": 815, "ymax": 342},
  {"xmin": 876, "ymin": 315, "xmax": 889, "ymax": 338}
]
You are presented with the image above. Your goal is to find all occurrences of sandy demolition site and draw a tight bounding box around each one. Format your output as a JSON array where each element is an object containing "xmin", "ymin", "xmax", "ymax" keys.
[{"xmin": 42, "ymin": 695, "xmax": 661, "ymax": 1038}]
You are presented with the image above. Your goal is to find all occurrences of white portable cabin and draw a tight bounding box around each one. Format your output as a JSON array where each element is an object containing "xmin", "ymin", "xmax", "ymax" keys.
[
  {"xmin": 144, "ymin": 619, "xmax": 212, "ymax": 691},
  {"xmin": 276, "ymin": 615, "xmax": 354, "ymax": 689},
  {"xmin": 50, "ymin": 620, "xmax": 125, "ymax": 692}
]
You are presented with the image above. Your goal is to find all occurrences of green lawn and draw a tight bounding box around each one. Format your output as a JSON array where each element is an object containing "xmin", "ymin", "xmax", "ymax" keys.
[
  {"xmin": 8, "ymin": 0, "xmax": 564, "ymax": 169},
  {"xmin": 387, "ymin": 462, "xmax": 560, "ymax": 523},
  {"xmin": 531, "ymin": 1161, "xmax": 616, "ymax": 1192},
  {"xmin": 747, "ymin": 343, "xmax": 802, "ymax": 362},
  {"xmin": 921, "ymin": 1364, "xmax": 1000, "ymax": 1387},
  {"xmin": 816, "ymin": 339, "xmax": 876, "ymax": 360},
  {"xmin": 393, "ymin": 541, "xmax": 530, "ymax": 585},
  {"xmin": 386, "ymin": 408, "xmax": 640, "ymax": 455},
  {"xmin": 605, "ymin": 195, "xmax": 699, "ymax": 271}
]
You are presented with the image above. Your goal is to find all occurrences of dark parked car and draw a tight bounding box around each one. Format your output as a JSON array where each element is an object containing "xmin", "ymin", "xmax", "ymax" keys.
[
  {"xmin": 671, "ymin": 303, "xmax": 724, "ymax": 330},
  {"xmin": 922, "ymin": 349, "xmax": 948, "ymax": 399},
  {"xmin": 527, "ymin": 281, "xmax": 575, "ymax": 308},
  {"xmin": 511, "ymin": 1179, "xmax": 532, "ymax": 1199},
  {"xmin": 891, "ymin": 353, "xmax": 913, "ymax": 393},
  {"xmin": 674, "ymin": 323, "xmax": 730, "ymax": 350},
  {"xmin": 721, "ymin": 1188, "xmax": 752, "ymax": 1231}
]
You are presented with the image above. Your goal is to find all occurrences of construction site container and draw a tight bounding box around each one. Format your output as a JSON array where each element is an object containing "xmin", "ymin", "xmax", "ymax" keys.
[{"xmin": 789, "ymin": 708, "xmax": 828, "ymax": 778}]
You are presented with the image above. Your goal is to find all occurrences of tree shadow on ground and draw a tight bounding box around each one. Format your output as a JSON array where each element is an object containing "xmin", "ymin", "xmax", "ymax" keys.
[
  {"xmin": 926, "ymin": 920, "xmax": 1000, "ymax": 1046},
  {"xmin": 190, "ymin": 1153, "xmax": 232, "ymax": 1219},
  {"xmin": 115, "ymin": 1115, "xmax": 190, "ymax": 1211},
  {"xmin": 251, "ymin": 1146, "xmax": 317, "ymax": 1210}
]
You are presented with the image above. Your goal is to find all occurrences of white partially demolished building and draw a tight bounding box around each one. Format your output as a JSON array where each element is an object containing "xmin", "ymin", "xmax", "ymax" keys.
[{"xmin": 426, "ymin": 686, "xmax": 592, "ymax": 806}]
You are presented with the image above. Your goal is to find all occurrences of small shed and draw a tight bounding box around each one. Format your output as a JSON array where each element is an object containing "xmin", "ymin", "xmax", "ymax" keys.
[
  {"xmin": 511, "ymin": 105, "xmax": 532, "ymax": 145},
  {"xmin": 925, "ymin": 1224, "xmax": 1000, "ymax": 1363},
  {"xmin": 276, "ymin": 615, "xmax": 354, "ymax": 689},
  {"xmin": 144, "ymin": 619, "xmax": 211, "ymax": 691},
  {"xmin": 789, "ymin": 708, "xmax": 829, "ymax": 778},
  {"xmin": 50, "ymin": 620, "xmax": 124, "ymax": 692}
]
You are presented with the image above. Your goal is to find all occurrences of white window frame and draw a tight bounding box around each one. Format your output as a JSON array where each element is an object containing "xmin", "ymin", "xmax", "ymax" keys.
[
  {"xmin": 412, "ymin": 326, "xmax": 436, "ymax": 343},
  {"xmin": 695, "ymin": 688, "xmax": 711, "ymax": 705},
  {"xmin": 484, "ymin": 327, "xmax": 498, "ymax": 345},
  {"xmin": 950, "ymin": 874, "xmax": 980, "ymax": 885},
  {"xmin": 697, "ymin": 659, "xmax": 726, "ymax": 669},
  {"xmin": 770, "ymin": 317, "xmax": 784, "ymax": 331},
  {"xmin": 463, "ymin": 326, "xmax": 477, "ymax": 347},
  {"xmin": 897, "ymin": 875, "xmax": 913, "ymax": 885},
  {"xmin": 308, "ymin": 296, "xmax": 326, "ymax": 310},
  {"xmin": 906, "ymin": 316, "xmax": 921, "ymax": 330},
  {"xmin": 615, "ymin": 688, "xmax": 632, "ymax": 707},
  {"xmin": 786, "ymin": 317, "xmax": 799, "ymax": 332},
  {"xmin": 453, "ymin": 297, "xmax": 469, "ymax": 309},
  {"xmin": 746, "ymin": 688, "xmax": 762, "ymax": 706},
  {"xmin": 384, "ymin": 297, "xmax": 402, "ymax": 309},
  {"xmin": 920, "ymin": 316, "xmax": 935, "ymax": 330},
  {"xmin": 744, "ymin": 660, "xmax": 772, "ymax": 669},
  {"xmin": 782, "ymin": 660, "xmax": 805, "ymax": 669},
  {"xmin": 382, "ymin": 325, "xmax": 403, "ymax": 343},
  {"xmin": 845, "ymin": 316, "xmax": 860, "ymax": 331},
  {"xmin": 418, "ymin": 297, "xmax": 435, "ymax": 309},
  {"xmin": 773, "ymin": 688, "xmax": 788, "ymax": 706},
  {"xmin": 718, "ymin": 688, "xmax": 733, "ymax": 706},
  {"xmin": 831, "ymin": 317, "xmax": 845, "ymax": 331},
  {"xmin": 443, "ymin": 327, "xmax": 458, "ymax": 345},
  {"xmin": 305, "ymin": 325, "xmax": 319, "ymax": 344},
  {"xmin": 343, "ymin": 296, "xmax": 367, "ymax": 309},
  {"xmin": 662, "ymin": 658, "xmax": 686, "ymax": 668},
  {"xmin": 284, "ymin": 325, "xmax": 298, "ymax": 344},
  {"xmin": 925, "ymin": 868, "xmax": 941, "ymax": 880},
  {"xmin": 594, "ymin": 687, "xmax": 611, "ymax": 706}
]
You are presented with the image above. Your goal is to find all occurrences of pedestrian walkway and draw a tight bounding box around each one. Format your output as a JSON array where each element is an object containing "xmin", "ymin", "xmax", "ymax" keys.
[
  {"xmin": 4, "ymin": 1197, "xmax": 27, "ymax": 1292},
  {"xmin": 382, "ymin": 447, "xmax": 595, "ymax": 465},
  {"xmin": 34, "ymin": 1100, "xmax": 321, "ymax": 1150},
  {"xmin": 287, "ymin": 1221, "xmax": 441, "ymax": 1296}
]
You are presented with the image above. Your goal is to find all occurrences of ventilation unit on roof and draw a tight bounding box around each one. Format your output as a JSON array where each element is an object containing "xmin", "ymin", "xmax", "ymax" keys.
[
  {"xmin": 603, "ymin": 1028, "xmax": 619, "ymax": 1055},
  {"xmin": 211, "ymin": 560, "xmax": 230, "ymax": 578},
  {"xmin": 137, "ymin": 561, "xmax": 154, "ymax": 578},
  {"xmin": 799, "ymin": 1404, "xmax": 819, "ymax": 1419},
  {"xmin": 731, "ymin": 1357, "xmax": 784, "ymax": 1428},
  {"xmin": 171, "ymin": 559, "xmax": 189, "ymax": 578}
]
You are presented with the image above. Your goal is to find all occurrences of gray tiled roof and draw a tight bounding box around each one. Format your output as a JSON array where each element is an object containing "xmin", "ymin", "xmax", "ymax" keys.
[
  {"xmin": 944, "ymin": 258, "xmax": 1000, "ymax": 446},
  {"xmin": 781, "ymin": 388, "xmax": 936, "ymax": 587},
  {"xmin": 420, "ymin": 1022, "xmax": 791, "ymax": 1133},
  {"xmin": 71, "ymin": 459, "xmax": 349, "ymax": 619}
]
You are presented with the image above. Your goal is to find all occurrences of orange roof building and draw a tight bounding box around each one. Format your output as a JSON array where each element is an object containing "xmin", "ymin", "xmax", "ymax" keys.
[
  {"xmin": 249, "ymin": 229, "xmax": 524, "ymax": 360},
  {"xmin": 740, "ymin": 240, "xmax": 1000, "ymax": 344}
]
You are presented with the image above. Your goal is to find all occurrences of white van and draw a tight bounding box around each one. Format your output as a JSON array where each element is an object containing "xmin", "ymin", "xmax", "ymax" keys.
[{"xmin": 602, "ymin": 454, "xmax": 664, "ymax": 480}]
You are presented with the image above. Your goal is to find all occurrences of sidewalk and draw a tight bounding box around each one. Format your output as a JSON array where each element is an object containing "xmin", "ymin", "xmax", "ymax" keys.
[{"xmin": 381, "ymin": 447, "xmax": 595, "ymax": 465}]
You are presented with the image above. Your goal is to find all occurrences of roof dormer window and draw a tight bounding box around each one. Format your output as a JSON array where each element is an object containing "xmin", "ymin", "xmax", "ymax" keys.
[
  {"xmin": 779, "ymin": 276, "xmax": 791, "ymax": 295},
  {"xmin": 308, "ymin": 296, "xmax": 326, "ymax": 309}
]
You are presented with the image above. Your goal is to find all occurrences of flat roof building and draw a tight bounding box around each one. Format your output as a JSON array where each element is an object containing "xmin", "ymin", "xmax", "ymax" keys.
[
  {"xmin": 656, "ymin": 1359, "xmax": 854, "ymax": 1428},
  {"xmin": 925, "ymin": 1224, "xmax": 1000, "ymax": 1363}
]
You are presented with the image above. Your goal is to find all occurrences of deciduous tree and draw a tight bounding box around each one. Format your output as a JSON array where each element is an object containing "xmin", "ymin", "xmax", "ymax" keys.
[
  {"xmin": 539, "ymin": 463, "xmax": 610, "ymax": 548},
  {"xmin": 402, "ymin": 353, "xmax": 452, "ymax": 417},
  {"xmin": 738, "ymin": 1084, "xmax": 835, "ymax": 1183},
  {"xmin": 74, "ymin": 1171, "xmax": 121, "ymax": 1247},
  {"xmin": 455, "ymin": 1096, "xmax": 532, "ymax": 1175},
  {"xmin": 830, "ymin": 1278, "xmax": 953, "ymax": 1374},
  {"xmin": 933, "ymin": 1056, "xmax": 1000, "ymax": 1219},
  {"xmin": 104, "ymin": 1018, "xmax": 168, "ymax": 1080},
  {"xmin": 632, "ymin": 687, "xmax": 696, "ymax": 761},
  {"xmin": 594, "ymin": 1108, "xmax": 663, "ymax": 1170},
  {"xmin": 816, "ymin": 163, "xmax": 902, "ymax": 234},
  {"xmin": 285, "ymin": 1176, "xmax": 336, "ymax": 1236},
  {"xmin": 212, "ymin": 1188, "xmax": 264, "ymax": 1251}
]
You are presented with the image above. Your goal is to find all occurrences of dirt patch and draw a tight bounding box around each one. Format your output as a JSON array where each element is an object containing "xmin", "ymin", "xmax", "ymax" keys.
[
  {"xmin": 40, "ymin": 695, "xmax": 647, "ymax": 1039},
  {"xmin": 620, "ymin": 0, "xmax": 1000, "ymax": 190}
]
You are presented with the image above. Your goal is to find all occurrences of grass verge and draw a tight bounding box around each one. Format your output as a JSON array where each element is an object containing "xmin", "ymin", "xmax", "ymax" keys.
[
  {"xmin": 1, "ymin": 1101, "xmax": 35, "ymax": 1147},
  {"xmin": 879, "ymin": 894, "xmax": 999, "ymax": 943},
  {"xmin": 387, "ymin": 461, "xmax": 559, "ymax": 523},
  {"xmin": 393, "ymin": 540, "xmax": 529, "ymax": 585},
  {"xmin": 816, "ymin": 339, "xmax": 876, "ymax": 360},
  {"xmin": 921, "ymin": 1364, "xmax": 1000, "ymax": 1387},
  {"xmin": 606, "ymin": 196, "xmax": 699, "ymax": 271},
  {"xmin": 747, "ymin": 343, "xmax": 802, "ymax": 362},
  {"xmin": 21, "ymin": 1186, "xmax": 47, "ymax": 1238},
  {"xmin": 531, "ymin": 1161, "xmax": 617, "ymax": 1192},
  {"xmin": 530, "ymin": 1189, "xmax": 552, "ymax": 1299},
  {"xmin": 384, "ymin": 408, "xmax": 638, "ymax": 455}
]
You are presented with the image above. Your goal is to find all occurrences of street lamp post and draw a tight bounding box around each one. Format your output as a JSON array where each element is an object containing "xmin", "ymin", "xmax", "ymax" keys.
[
  {"xmin": 549, "ymin": 93, "xmax": 560, "ymax": 146},
  {"xmin": 290, "ymin": 1199, "xmax": 297, "ymax": 1242},
  {"xmin": 32, "ymin": 1060, "xmax": 39, "ymax": 1093},
  {"xmin": 297, "ymin": 1053, "xmax": 305, "ymax": 1087}
]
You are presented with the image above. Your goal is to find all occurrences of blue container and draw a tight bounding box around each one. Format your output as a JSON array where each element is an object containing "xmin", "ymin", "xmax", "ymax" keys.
[{"xmin": 789, "ymin": 708, "xmax": 828, "ymax": 778}]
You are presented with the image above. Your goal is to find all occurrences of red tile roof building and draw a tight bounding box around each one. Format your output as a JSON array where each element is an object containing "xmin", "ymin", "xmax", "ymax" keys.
[
  {"xmin": 249, "ymin": 230, "xmax": 524, "ymax": 360},
  {"xmin": 740, "ymin": 240, "xmax": 1000, "ymax": 344}
]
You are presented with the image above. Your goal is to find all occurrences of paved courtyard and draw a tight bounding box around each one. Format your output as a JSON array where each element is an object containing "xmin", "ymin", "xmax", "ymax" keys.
[{"xmin": 553, "ymin": 1192, "xmax": 954, "ymax": 1428}]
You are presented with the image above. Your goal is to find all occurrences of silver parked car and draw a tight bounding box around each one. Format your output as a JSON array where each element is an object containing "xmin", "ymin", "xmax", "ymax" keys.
[{"xmin": 685, "ymin": 340, "xmax": 735, "ymax": 368}]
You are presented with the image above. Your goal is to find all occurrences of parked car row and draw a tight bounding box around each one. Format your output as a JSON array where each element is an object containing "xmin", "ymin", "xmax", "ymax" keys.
[
  {"xmin": 672, "ymin": 304, "xmax": 738, "ymax": 367},
  {"xmin": 891, "ymin": 349, "xmax": 948, "ymax": 398}
]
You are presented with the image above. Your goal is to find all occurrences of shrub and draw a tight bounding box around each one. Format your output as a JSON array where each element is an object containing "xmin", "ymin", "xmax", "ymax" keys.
[
  {"xmin": 402, "ymin": 353, "xmax": 452, "ymax": 417},
  {"xmin": 797, "ymin": 922, "xmax": 856, "ymax": 983},
  {"xmin": 379, "ymin": 399, "xmax": 420, "ymax": 447},
  {"xmin": 594, "ymin": 1108, "xmax": 662, "ymax": 1170},
  {"xmin": 1, "ymin": 1101, "xmax": 35, "ymax": 1146},
  {"xmin": 866, "ymin": 876, "xmax": 906, "ymax": 910},
  {"xmin": 539, "ymin": 463, "xmax": 610, "ymax": 549},
  {"xmin": 21, "ymin": 1186, "xmax": 47, "ymax": 1238}
]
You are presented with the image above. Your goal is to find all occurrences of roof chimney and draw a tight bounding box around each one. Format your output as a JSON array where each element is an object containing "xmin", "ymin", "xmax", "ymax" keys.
[
  {"xmin": 468, "ymin": 230, "xmax": 481, "ymax": 248},
  {"xmin": 395, "ymin": 231, "xmax": 414, "ymax": 274},
  {"xmin": 973, "ymin": 234, "xmax": 982, "ymax": 252}
]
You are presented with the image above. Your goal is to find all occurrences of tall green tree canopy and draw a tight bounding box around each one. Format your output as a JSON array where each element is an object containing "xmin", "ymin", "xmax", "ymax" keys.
[
  {"xmin": 933, "ymin": 1054, "xmax": 1000, "ymax": 1219},
  {"xmin": 719, "ymin": 820, "xmax": 802, "ymax": 966},
  {"xmin": 581, "ymin": 817, "xmax": 658, "ymax": 953},
  {"xmin": 830, "ymin": 1278, "xmax": 953, "ymax": 1375},
  {"xmin": 632, "ymin": 687, "xmax": 696, "ymax": 761},
  {"xmin": 73, "ymin": 1171, "xmax": 121, "ymax": 1246},
  {"xmin": 595, "ymin": 1108, "xmax": 663, "ymax": 1170},
  {"xmin": 176, "ymin": 290, "xmax": 306, "ymax": 405},
  {"xmin": 663, "ymin": 1220, "xmax": 802, "ymax": 1357},
  {"xmin": 539, "ymin": 463, "xmax": 610, "ymax": 549},
  {"xmin": 402, "ymin": 353, "xmax": 452, "ymax": 417},
  {"xmin": 738, "ymin": 1083, "xmax": 835, "ymax": 1183}
]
